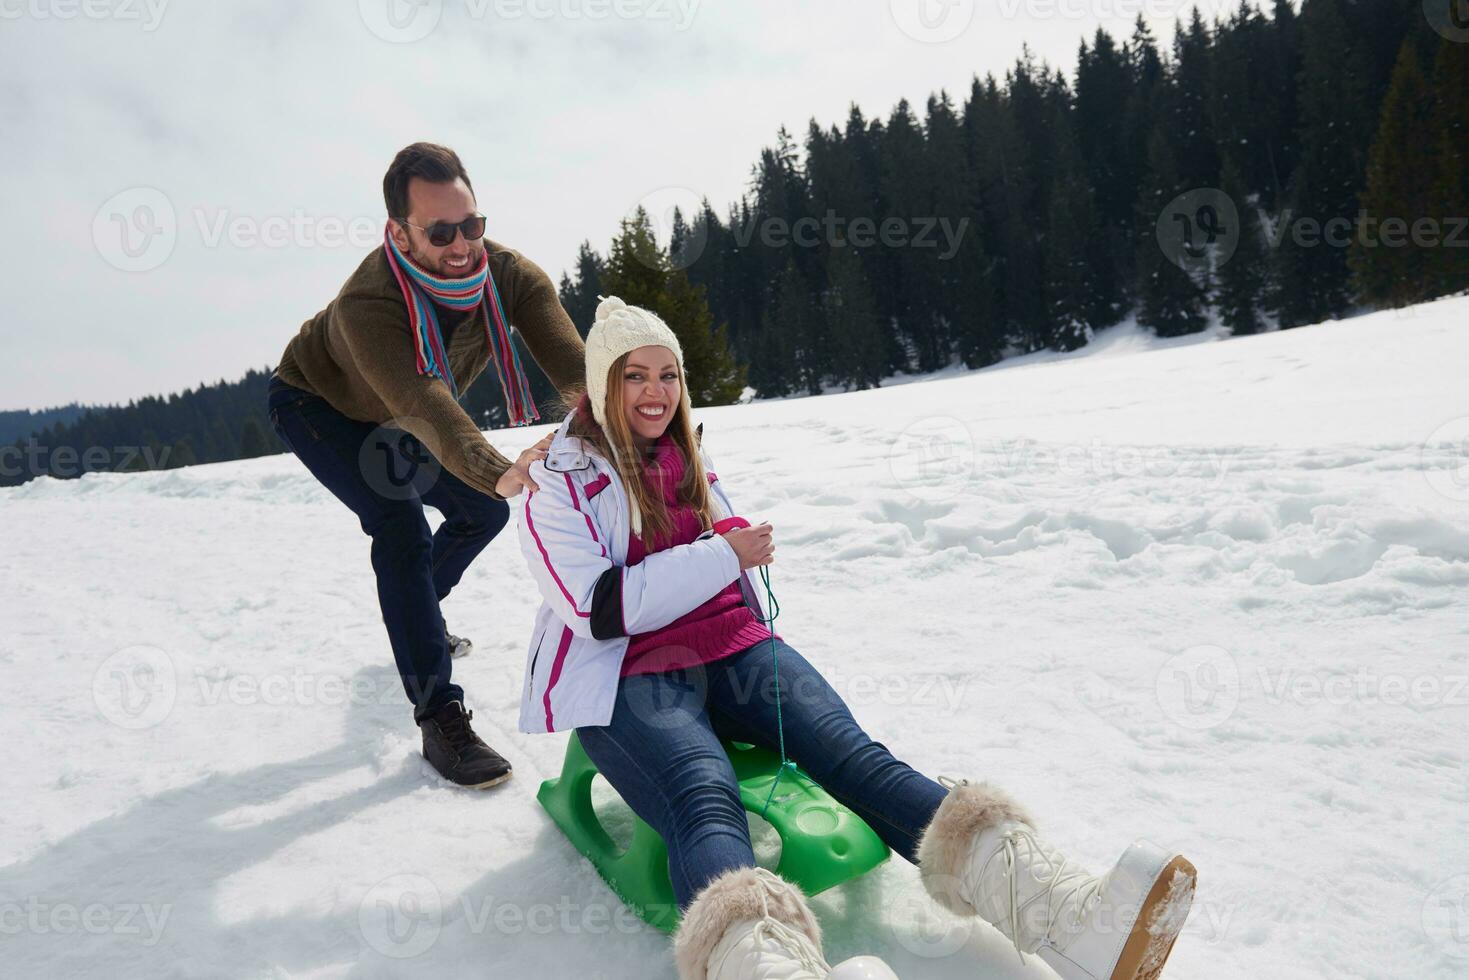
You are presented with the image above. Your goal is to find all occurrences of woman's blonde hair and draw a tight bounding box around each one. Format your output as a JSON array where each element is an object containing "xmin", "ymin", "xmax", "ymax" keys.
[{"xmin": 564, "ymin": 351, "xmax": 715, "ymax": 549}]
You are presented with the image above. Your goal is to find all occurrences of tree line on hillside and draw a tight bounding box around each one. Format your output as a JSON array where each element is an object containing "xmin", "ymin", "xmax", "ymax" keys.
[
  {"xmin": 0, "ymin": 404, "xmax": 88, "ymax": 445},
  {"xmin": 557, "ymin": 0, "xmax": 1468, "ymax": 399},
  {"xmin": 1, "ymin": 370, "xmax": 275, "ymax": 487},
  {"xmin": 7, "ymin": 0, "xmax": 1464, "ymax": 482}
]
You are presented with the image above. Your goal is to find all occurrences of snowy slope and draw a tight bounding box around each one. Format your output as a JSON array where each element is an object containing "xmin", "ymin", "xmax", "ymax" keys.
[{"xmin": 4, "ymin": 297, "xmax": 1468, "ymax": 979}]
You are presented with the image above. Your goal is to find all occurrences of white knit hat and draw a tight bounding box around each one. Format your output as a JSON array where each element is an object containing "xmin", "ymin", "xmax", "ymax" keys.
[
  {"xmin": 584, "ymin": 296, "xmax": 684, "ymax": 429},
  {"xmin": 583, "ymin": 295, "xmax": 686, "ymax": 539}
]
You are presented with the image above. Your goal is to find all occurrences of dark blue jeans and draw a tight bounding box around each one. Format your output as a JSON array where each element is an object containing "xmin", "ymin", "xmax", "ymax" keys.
[
  {"xmin": 577, "ymin": 638, "xmax": 949, "ymax": 909},
  {"xmin": 267, "ymin": 374, "xmax": 510, "ymax": 720}
]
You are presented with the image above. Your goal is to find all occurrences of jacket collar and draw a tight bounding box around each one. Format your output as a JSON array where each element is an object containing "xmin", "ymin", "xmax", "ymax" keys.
[{"xmin": 544, "ymin": 407, "xmax": 595, "ymax": 472}]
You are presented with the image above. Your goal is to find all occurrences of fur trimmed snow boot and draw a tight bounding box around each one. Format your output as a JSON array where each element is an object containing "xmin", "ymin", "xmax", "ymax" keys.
[
  {"xmin": 916, "ymin": 779, "xmax": 1195, "ymax": 980},
  {"xmin": 673, "ymin": 867, "xmax": 900, "ymax": 980}
]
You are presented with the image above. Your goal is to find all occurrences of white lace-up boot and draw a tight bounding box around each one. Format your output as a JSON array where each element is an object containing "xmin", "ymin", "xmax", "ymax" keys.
[
  {"xmin": 674, "ymin": 867, "xmax": 901, "ymax": 980},
  {"xmin": 917, "ymin": 779, "xmax": 1195, "ymax": 980}
]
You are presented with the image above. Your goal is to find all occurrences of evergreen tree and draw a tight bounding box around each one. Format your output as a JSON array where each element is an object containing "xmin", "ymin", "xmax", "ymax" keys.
[
  {"xmin": 239, "ymin": 417, "xmax": 270, "ymax": 457},
  {"xmin": 1350, "ymin": 36, "xmax": 1439, "ymax": 306},
  {"xmin": 1429, "ymin": 31, "xmax": 1469, "ymax": 296},
  {"xmin": 823, "ymin": 245, "xmax": 886, "ymax": 389},
  {"xmin": 168, "ymin": 437, "xmax": 197, "ymax": 469},
  {"xmin": 968, "ymin": 71, "xmax": 1045, "ymax": 352},
  {"xmin": 1264, "ymin": 0, "xmax": 1303, "ymax": 203},
  {"xmin": 126, "ymin": 435, "xmax": 158, "ymax": 472},
  {"xmin": 1215, "ymin": 154, "xmax": 1270, "ymax": 335},
  {"xmin": 600, "ymin": 208, "xmax": 745, "ymax": 406},
  {"xmin": 556, "ymin": 240, "xmax": 605, "ymax": 335},
  {"xmin": 1207, "ymin": 2, "xmax": 1301, "ymax": 211},
  {"xmin": 1135, "ymin": 129, "xmax": 1208, "ymax": 336},
  {"xmin": 208, "ymin": 416, "xmax": 236, "ymax": 463},
  {"xmin": 1043, "ymin": 85, "xmax": 1102, "ymax": 350},
  {"xmin": 876, "ymin": 99, "xmax": 929, "ymax": 373},
  {"xmin": 684, "ymin": 198, "xmax": 760, "ymax": 358},
  {"xmin": 668, "ymin": 206, "xmax": 702, "ymax": 272},
  {"xmin": 752, "ymin": 261, "xmax": 803, "ymax": 398},
  {"xmin": 1124, "ymin": 15, "xmax": 1167, "ymax": 202},
  {"xmin": 916, "ymin": 91, "xmax": 968, "ymax": 371},
  {"xmin": 1271, "ymin": 0, "xmax": 1373, "ymax": 327},
  {"xmin": 1074, "ymin": 28, "xmax": 1136, "ymax": 318},
  {"xmin": 746, "ymin": 127, "xmax": 822, "ymax": 389},
  {"xmin": 949, "ymin": 80, "xmax": 1002, "ymax": 369},
  {"xmin": 1171, "ymin": 9, "xmax": 1219, "ymax": 191}
]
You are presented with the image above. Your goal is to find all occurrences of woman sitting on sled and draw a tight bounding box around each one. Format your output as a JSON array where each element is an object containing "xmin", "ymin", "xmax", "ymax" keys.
[{"xmin": 515, "ymin": 297, "xmax": 1196, "ymax": 980}]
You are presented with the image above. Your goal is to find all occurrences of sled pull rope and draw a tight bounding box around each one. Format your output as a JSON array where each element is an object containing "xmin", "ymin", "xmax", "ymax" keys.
[{"xmin": 755, "ymin": 564, "xmax": 800, "ymax": 818}]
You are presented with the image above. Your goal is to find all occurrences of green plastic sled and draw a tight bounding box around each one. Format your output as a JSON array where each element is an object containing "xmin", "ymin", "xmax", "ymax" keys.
[{"xmin": 537, "ymin": 733, "xmax": 890, "ymax": 933}]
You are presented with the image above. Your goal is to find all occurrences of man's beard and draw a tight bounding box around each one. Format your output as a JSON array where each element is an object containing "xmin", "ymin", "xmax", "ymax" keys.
[{"xmin": 408, "ymin": 242, "xmax": 483, "ymax": 279}]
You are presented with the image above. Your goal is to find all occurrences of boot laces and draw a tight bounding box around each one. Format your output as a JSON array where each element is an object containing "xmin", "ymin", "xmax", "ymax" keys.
[
  {"xmin": 439, "ymin": 706, "xmax": 477, "ymax": 751},
  {"xmin": 748, "ymin": 918, "xmax": 830, "ymax": 977},
  {"xmin": 712, "ymin": 871, "xmax": 831, "ymax": 977},
  {"xmin": 970, "ymin": 827, "xmax": 1105, "ymax": 961}
]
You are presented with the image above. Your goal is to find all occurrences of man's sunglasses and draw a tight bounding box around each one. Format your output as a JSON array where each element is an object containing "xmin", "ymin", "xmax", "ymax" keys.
[{"xmin": 398, "ymin": 212, "xmax": 487, "ymax": 247}]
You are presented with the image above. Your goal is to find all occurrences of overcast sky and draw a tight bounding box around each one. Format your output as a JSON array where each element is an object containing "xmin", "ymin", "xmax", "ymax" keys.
[{"xmin": 0, "ymin": 0, "xmax": 1218, "ymax": 411}]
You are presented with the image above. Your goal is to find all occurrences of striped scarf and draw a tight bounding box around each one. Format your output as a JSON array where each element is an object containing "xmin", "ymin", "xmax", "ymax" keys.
[{"xmin": 383, "ymin": 229, "xmax": 540, "ymax": 426}]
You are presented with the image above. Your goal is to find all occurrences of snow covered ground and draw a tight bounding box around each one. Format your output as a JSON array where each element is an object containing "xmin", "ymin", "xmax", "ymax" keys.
[{"xmin": 5, "ymin": 297, "xmax": 1468, "ymax": 979}]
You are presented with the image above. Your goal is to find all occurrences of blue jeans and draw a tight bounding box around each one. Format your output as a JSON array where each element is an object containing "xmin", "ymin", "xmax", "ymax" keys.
[
  {"xmin": 267, "ymin": 374, "xmax": 510, "ymax": 720},
  {"xmin": 577, "ymin": 638, "xmax": 949, "ymax": 909}
]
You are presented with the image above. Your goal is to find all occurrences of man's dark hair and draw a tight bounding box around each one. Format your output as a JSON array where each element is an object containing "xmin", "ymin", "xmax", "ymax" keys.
[{"xmin": 382, "ymin": 142, "xmax": 475, "ymax": 220}]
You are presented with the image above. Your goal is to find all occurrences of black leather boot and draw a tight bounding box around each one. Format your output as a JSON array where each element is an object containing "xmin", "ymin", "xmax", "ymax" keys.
[{"xmin": 419, "ymin": 701, "xmax": 512, "ymax": 788}]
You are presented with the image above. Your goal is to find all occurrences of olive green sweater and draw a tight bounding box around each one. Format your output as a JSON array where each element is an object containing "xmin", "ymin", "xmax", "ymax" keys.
[{"xmin": 274, "ymin": 238, "xmax": 585, "ymax": 499}]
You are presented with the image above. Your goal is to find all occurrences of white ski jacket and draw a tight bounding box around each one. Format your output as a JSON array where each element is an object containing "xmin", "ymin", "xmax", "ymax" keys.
[{"xmin": 515, "ymin": 408, "xmax": 773, "ymax": 734}]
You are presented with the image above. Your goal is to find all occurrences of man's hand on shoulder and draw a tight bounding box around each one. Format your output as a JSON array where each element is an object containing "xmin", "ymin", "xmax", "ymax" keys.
[{"xmin": 494, "ymin": 432, "xmax": 555, "ymax": 497}]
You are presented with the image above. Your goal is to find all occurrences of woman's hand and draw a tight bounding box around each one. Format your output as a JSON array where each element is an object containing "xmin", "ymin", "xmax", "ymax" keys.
[
  {"xmin": 723, "ymin": 522, "xmax": 775, "ymax": 569},
  {"xmin": 494, "ymin": 433, "xmax": 555, "ymax": 497}
]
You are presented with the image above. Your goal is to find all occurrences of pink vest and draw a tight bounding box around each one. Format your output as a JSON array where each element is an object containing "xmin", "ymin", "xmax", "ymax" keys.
[{"xmin": 621, "ymin": 436, "xmax": 779, "ymax": 677}]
